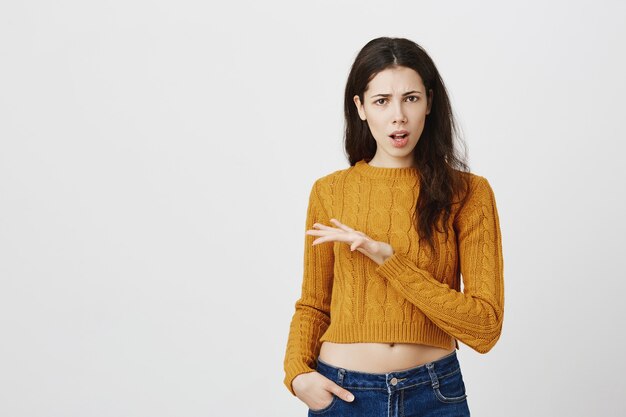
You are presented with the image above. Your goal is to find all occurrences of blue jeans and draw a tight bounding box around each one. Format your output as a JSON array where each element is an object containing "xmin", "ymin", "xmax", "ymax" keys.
[{"xmin": 308, "ymin": 350, "xmax": 471, "ymax": 417}]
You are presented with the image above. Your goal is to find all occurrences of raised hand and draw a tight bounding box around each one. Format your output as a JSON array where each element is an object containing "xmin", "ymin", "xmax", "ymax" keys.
[{"xmin": 306, "ymin": 218, "xmax": 394, "ymax": 266}]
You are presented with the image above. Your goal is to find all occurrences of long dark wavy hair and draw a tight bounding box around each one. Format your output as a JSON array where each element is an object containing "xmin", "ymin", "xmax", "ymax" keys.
[{"xmin": 344, "ymin": 37, "xmax": 472, "ymax": 255}]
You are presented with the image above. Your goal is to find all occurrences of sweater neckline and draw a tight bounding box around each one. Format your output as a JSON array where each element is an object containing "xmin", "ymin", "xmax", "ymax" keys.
[{"xmin": 353, "ymin": 159, "xmax": 419, "ymax": 179}]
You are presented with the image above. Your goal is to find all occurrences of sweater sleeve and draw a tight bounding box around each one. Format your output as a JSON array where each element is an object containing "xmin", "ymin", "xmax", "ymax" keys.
[
  {"xmin": 283, "ymin": 180, "xmax": 334, "ymax": 396},
  {"xmin": 374, "ymin": 175, "xmax": 504, "ymax": 354}
]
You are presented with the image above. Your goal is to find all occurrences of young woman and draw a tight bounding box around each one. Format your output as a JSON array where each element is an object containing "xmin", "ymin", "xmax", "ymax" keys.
[{"xmin": 283, "ymin": 37, "xmax": 504, "ymax": 417}]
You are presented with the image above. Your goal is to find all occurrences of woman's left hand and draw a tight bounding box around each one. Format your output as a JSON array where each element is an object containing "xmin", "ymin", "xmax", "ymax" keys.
[{"xmin": 306, "ymin": 218, "xmax": 394, "ymax": 266}]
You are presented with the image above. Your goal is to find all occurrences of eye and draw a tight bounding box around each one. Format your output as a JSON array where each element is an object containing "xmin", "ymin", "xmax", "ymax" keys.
[
  {"xmin": 407, "ymin": 96, "xmax": 420, "ymax": 102},
  {"xmin": 374, "ymin": 98, "xmax": 387, "ymax": 105}
]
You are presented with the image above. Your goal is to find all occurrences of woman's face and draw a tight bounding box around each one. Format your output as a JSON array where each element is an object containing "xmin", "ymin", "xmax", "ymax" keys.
[{"xmin": 354, "ymin": 66, "xmax": 433, "ymax": 163}]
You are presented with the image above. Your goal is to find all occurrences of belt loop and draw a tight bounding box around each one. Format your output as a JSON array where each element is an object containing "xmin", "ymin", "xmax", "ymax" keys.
[
  {"xmin": 426, "ymin": 362, "xmax": 440, "ymax": 389},
  {"xmin": 337, "ymin": 368, "xmax": 346, "ymax": 385}
]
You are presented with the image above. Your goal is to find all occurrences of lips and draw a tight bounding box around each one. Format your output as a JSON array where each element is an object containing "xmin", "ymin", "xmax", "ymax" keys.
[{"xmin": 389, "ymin": 130, "xmax": 409, "ymax": 139}]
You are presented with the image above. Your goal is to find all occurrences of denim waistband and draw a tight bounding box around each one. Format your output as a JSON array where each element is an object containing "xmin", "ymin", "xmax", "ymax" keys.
[{"xmin": 315, "ymin": 350, "xmax": 461, "ymax": 392}]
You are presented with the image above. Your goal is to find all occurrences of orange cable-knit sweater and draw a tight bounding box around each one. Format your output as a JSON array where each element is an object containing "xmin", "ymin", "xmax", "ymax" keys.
[{"xmin": 283, "ymin": 159, "xmax": 505, "ymax": 396}]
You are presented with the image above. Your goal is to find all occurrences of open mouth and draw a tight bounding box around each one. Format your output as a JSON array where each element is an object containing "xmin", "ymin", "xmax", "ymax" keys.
[
  {"xmin": 388, "ymin": 133, "xmax": 409, "ymax": 148},
  {"xmin": 389, "ymin": 134, "xmax": 408, "ymax": 140}
]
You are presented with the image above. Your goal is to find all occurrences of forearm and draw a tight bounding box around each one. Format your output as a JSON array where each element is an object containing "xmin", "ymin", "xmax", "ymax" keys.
[{"xmin": 375, "ymin": 250, "xmax": 504, "ymax": 353}]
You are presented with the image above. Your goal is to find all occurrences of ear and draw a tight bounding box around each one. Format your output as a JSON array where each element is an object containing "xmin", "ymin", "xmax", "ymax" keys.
[
  {"xmin": 426, "ymin": 89, "xmax": 433, "ymax": 115},
  {"xmin": 353, "ymin": 95, "xmax": 366, "ymax": 121}
]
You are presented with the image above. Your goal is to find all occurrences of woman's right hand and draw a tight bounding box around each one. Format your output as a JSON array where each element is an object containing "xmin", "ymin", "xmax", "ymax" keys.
[{"xmin": 292, "ymin": 371, "xmax": 355, "ymax": 410}]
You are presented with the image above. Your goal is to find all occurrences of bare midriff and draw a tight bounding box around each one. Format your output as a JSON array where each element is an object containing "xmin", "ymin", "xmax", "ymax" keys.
[{"xmin": 318, "ymin": 341, "xmax": 456, "ymax": 373}]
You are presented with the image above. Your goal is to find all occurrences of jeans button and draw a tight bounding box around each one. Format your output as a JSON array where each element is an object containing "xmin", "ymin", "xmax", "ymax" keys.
[{"xmin": 390, "ymin": 377, "xmax": 398, "ymax": 386}]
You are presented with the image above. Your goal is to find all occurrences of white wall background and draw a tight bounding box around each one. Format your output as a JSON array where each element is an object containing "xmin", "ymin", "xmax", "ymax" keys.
[{"xmin": 1, "ymin": 0, "xmax": 625, "ymax": 416}]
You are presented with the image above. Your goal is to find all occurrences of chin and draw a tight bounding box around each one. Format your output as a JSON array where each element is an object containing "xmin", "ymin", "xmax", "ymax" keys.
[{"xmin": 388, "ymin": 144, "xmax": 418, "ymax": 154}]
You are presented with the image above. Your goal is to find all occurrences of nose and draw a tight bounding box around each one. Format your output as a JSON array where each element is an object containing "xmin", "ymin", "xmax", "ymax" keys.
[{"xmin": 392, "ymin": 101, "xmax": 407, "ymax": 124}]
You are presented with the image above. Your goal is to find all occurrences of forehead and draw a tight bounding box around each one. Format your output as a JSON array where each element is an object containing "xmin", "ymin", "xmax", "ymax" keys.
[{"xmin": 366, "ymin": 66, "xmax": 425, "ymax": 92}]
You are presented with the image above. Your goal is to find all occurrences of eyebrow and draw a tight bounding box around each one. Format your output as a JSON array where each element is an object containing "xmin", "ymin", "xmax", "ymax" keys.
[{"xmin": 370, "ymin": 90, "xmax": 422, "ymax": 98}]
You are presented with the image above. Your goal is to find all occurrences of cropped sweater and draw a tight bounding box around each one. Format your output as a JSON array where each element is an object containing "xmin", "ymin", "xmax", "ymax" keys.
[{"xmin": 283, "ymin": 159, "xmax": 505, "ymax": 396}]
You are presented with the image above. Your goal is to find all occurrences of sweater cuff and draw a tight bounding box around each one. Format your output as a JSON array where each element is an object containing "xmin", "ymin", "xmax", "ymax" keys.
[
  {"xmin": 376, "ymin": 251, "xmax": 413, "ymax": 278},
  {"xmin": 284, "ymin": 361, "xmax": 317, "ymax": 396}
]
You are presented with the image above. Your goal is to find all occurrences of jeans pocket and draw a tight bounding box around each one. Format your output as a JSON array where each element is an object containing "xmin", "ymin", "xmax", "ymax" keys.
[
  {"xmin": 308, "ymin": 362, "xmax": 346, "ymax": 415},
  {"xmin": 308, "ymin": 394, "xmax": 338, "ymax": 414},
  {"xmin": 432, "ymin": 368, "xmax": 468, "ymax": 404}
]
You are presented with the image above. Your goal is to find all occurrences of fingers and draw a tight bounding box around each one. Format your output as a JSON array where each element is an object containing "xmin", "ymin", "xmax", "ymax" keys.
[
  {"xmin": 305, "ymin": 224, "xmax": 342, "ymax": 246},
  {"xmin": 328, "ymin": 383, "xmax": 354, "ymax": 402},
  {"xmin": 330, "ymin": 218, "xmax": 355, "ymax": 232},
  {"xmin": 305, "ymin": 228, "xmax": 334, "ymax": 246},
  {"xmin": 311, "ymin": 222, "xmax": 336, "ymax": 230},
  {"xmin": 305, "ymin": 222, "xmax": 338, "ymax": 238},
  {"xmin": 308, "ymin": 230, "xmax": 355, "ymax": 246},
  {"xmin": 351, "ymin": 235, "xmax": 379, "ymax": 253},
  {"xmin": 305, "ymin": 219, "xmax": 372, "ymax": 250},
  {"xmin": 350, "ymin": 236, "xmax": 365, "ymax": 252},
  {"xmin": 306, "ymin": 219, "xmax": 354, "ymax": 235}
]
